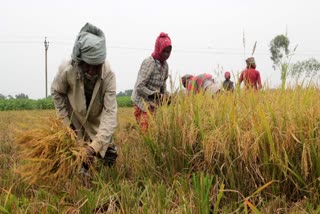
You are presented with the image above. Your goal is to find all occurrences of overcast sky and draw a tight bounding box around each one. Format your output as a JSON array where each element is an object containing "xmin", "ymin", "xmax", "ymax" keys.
[{"xmin": 1, "ymin": 0, "xmax": 320, "ymax": 99}]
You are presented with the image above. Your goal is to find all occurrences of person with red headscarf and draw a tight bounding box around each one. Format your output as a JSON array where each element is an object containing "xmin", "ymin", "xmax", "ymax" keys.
[
  {"xmin": 239, "ymin": 57, "xmax": 262, "ymax": 91},
  {"xmin": 222, "ymin": 71, "xmax": 234, "ymax": 91},
  {"xmin": 131, "ymin": 32, "xmax": 172, "ymax": 132}
]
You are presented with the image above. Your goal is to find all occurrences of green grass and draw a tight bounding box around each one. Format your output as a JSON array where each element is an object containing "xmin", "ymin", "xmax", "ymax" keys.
[{"xmin": 116, "ymin": 96, "xmax": 133, "ymax": 107}]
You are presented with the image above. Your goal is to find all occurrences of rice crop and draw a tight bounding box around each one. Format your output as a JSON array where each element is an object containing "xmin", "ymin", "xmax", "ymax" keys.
[
  {"xmin": 1, "ymin": 86, "xmax": 320, "ymax": 213},
  {"xmin": 14, "ymin": 117, "xmax": 93, "ymax": 193}
]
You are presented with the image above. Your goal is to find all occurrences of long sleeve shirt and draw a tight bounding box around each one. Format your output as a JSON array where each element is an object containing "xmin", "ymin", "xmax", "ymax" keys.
[
  {"xmin": 131, "ymin": 56, "xmax": 169, "ymax": 112},
  {"xmin": 51, "ymin": 60, "xmax": 117, "ymax": 157}
]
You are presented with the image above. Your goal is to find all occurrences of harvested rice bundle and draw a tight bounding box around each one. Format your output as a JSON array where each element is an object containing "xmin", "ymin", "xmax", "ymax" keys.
[{"xmin": 15, "ymin": 117, "xmax": 93, "ymax": 191}]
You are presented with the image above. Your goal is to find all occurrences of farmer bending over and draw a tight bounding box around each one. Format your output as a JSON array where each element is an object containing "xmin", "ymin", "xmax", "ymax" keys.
[
  {"xmin": 51, "ymin": 23, "xmax": 118, "ymax": 167},
  {"xmin": 181, "ymin": 73, "xmax": 220, "ymax": 95}
]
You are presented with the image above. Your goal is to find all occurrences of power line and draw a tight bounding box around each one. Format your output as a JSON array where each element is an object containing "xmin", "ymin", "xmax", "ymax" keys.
[
  {"xmin": 0, "ymin": 40, "xmax": 320, "ymax": 57},
  {"xmin": 0, "ymin": 40, "xmax": 40, "ymax": 44}
]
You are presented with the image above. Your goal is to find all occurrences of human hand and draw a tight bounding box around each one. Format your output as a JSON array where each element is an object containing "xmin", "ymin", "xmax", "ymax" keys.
[
  {"xmin": 82, "ymin": 145, "xmax": 96, "ymax": 170},
  {"xmin": 161, "ymin": 94, "xmax": 171, "ymax": 105},
  {"xmin": 85, "ymin": 145, "xmax": 96, "ymax": 158},
  {"xmin": 61, "ymin": 116, "xmax": 76, "ymax": 130},
  {"xmin": 148, "ymin": 92, "xmax": 163, "ymax": 101},
  {"xmin": 62, "ymin": 116, "xmax": 71, "ymax": 126},
  {"xmin": 155, "ymin": 93, "xmax": 171, "ymax": 106}
]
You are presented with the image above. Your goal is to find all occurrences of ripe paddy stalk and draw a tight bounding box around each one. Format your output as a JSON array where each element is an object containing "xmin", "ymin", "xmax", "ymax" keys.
[
  {"xmin": 145, "ymin": 86, "xmax": 320, "ymax": 204},
  {"xmin": 3, "ymin": 86, "xmax": 320, "ymax": 211},
  {"xmin": 14, "ymin": 117, "xmax": 92, "ymax": 193}
]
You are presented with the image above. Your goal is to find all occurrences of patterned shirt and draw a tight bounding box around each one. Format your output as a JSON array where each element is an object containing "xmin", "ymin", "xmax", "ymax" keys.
[{"xmin": 131, "ymin": 56, "xmax": 169, "ymax": 112}]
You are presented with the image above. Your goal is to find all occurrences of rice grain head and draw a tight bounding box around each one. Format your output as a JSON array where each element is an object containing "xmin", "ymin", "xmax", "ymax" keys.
[{"xmin": 15, "ymin": 117, "xmax": 93, "ymax": 192}]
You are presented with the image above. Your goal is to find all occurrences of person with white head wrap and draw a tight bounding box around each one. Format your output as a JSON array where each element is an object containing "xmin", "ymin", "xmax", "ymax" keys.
[
  {"xmin": 71, "ymin": 23, "xmax": 106, "ymax": 65},
  {"xmin": 51, "ymin": 23, "xmax": 118, "ymax": 167}
]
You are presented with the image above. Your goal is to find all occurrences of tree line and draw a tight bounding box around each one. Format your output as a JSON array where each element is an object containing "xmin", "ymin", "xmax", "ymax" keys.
[
  {"xmin": 0, "ymin": 94, "xmax": 133, "ymax": 111},
  {"xmin": 0, "ymin": 93, "xmax": 29, "ymax": 100}
]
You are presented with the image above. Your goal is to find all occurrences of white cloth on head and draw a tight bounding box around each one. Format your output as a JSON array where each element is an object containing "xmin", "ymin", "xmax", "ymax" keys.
[{"xmin": 71, "ymin": 23, "xmax": 106, "ymax": 65}]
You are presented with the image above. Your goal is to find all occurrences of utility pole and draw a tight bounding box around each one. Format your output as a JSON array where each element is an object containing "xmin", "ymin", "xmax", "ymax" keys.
[
  {"xmin": 44, "ymin": 37, "xmax": 49, "ymax": 98},
  {"xmin": 242, "ymin": 29, "xmax": 246, "ymax": 61}
]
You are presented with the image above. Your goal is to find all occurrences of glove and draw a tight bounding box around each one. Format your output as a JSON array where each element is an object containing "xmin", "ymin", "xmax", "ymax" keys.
[{"xmin": 103, "ymin": 145, "xmax": 118, "ymax": 167}]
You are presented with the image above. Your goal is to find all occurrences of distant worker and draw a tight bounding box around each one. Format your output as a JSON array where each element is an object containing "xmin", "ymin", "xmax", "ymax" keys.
[
  {"xmin": 239, "ymin": 57, "xmax": 262, "ymax": 91},
  {"xmin": 131, "ymin": 32, "xmax": 172, "ymax": 132},
  {"xmin": 222, "ymin": 71, "xmax": 234, "ymax": 91},
  {"xmin": 181, "ymin": 73, "xmax": 220, "ymax": 95}
]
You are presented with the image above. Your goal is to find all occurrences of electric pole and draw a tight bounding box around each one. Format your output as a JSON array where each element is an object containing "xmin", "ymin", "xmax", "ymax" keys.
[
  {"xmin": 44, "ymin": 37, "xmax": 49, "ymax": 98},
  {"xmin": 243, "ymin": 29, "xmax": 246, "ymax": 61}
]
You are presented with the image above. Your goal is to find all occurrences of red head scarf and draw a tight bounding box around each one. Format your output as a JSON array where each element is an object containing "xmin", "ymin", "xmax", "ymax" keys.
[
  {"xmin": 224, "ymin": 71, "xmax": 231, "ymax": 79},
  {"xmin": 152, "ymin": 32, "xmax": 172, "ymax": 62}
]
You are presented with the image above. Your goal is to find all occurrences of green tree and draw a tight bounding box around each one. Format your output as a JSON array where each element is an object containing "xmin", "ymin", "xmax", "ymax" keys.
[
  {"xmin": 291, "ymin": 58, "xmax": 320, "ymax": 79},
  {"xmin": 124, "ymin": 89, "xmax": 133, "ymax": 96},
  {"xmin": 116, "ymin": 91, "xmax": 126, "ymax": 97},
  {"xmin": 0, "ymin": 94, "xmax": 6, "ymax": 100},
  {"xmin": 269, "ymin": 34, "xmax": 296, "ymax": 90},
  {"xmin": 117, "ymin": 89, "xmax": 133, "ymax": 97},
  {"xmin": 15, "ymin": 93, "xmax": 29, "ymax": 99}
]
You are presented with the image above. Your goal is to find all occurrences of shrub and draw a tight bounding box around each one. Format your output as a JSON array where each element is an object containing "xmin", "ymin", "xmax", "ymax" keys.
[
  {"xmin": 117, "ymin": 96, "xmax": 133, "ymax": 108},
  {"xmin": 0, "ymin": 96, "xmax": 133, "ymax": 111}
]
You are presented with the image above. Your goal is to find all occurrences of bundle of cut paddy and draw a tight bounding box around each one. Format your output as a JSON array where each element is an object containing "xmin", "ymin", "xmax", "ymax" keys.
[{"xmin": 15, "ymin": 117, "xmax": 92, "ymax": 190}]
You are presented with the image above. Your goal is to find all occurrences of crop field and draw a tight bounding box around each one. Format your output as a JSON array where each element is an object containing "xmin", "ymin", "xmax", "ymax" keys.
[{"xmin": 1, "ymin": 88, "xmax": 320, "ymax": 213}]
